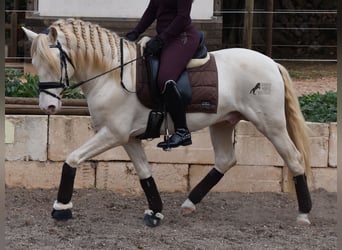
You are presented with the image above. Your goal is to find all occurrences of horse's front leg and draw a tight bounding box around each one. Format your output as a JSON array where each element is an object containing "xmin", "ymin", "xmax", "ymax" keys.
[
  {"xmin": 181, "ymin": 123, "xmax": 236, "ymax": 215},
  {"xmin": 124, "ymin": 138, "xmax": 164, "ymax": 227},
  {"xmin": 52, "ymin": 126, "xmax": 118, "ymax": 220}
]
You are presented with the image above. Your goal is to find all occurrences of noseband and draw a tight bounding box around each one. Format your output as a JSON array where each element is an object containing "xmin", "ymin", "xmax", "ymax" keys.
[{"xmin": 38, "ymin": 41, "xmax": 75, "ymax": 100}]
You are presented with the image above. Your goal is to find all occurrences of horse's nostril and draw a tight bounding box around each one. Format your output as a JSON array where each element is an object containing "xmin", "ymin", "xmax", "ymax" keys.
[{"xmin": 48, "ymin": 105, "xmax": 56, "ymax": 113}]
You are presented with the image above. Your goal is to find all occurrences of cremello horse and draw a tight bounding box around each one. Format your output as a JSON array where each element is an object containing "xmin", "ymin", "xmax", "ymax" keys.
[{"xmin": 23, "ymin": 19, "xmax": 312, "ymax": 227}]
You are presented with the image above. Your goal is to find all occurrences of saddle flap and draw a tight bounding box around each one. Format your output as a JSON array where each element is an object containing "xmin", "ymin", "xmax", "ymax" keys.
[
  {"xmin": 145, "ymin": 55, "xmax": 162, "ymax": 103},
  {"xmin": 177, "ymin": 71, "xmax": 192, "ymax": 106}
]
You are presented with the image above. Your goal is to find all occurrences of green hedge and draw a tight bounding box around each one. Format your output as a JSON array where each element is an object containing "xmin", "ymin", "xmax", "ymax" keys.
[
  {"xmin": 5, "ymin": 69, "xmax": 337, "ymax": 122},
  {"xmin": 5, "ymin": 69, "xmax": 39, "ymax": 98},
  {"xmin": 298, "ymin": 91, "xmax": 337, "ymax": 123},
  {"xmin": 5, "ymin": 69, "xmax": 85, "ymax": 99}
]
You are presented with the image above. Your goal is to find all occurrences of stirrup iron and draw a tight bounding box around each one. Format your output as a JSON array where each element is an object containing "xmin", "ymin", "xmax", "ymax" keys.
[{"xmin": 162, "ymin": 109, "xmax": 171, "ymax": 151}]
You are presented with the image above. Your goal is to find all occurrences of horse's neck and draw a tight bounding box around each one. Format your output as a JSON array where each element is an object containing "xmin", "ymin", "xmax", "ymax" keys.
[{"xmin": 77, "ymin": 41, "xmax": 137, "ymax": 97}]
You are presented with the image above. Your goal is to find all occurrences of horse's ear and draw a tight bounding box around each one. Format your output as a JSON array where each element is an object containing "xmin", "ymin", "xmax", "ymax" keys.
[
  {"xmin": 22, "ymin": 27, "xmax": 38, "ymax": 41},
  {"xmin": 49, "ymin": 27, "xmax": 58, "ymax": 43}
]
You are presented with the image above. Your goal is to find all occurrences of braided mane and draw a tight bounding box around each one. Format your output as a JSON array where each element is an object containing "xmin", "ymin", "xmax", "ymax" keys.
[{"xmin": 32, "ymin": 18, "xmax": 136, "ymax": 74}]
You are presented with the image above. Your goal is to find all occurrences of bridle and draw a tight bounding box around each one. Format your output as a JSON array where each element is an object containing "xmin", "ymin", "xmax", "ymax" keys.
[
  {"xmin": 39, "ymin": 38, "xmax": 143, "ymax": 100},
  {"xmin": 38, "ymin": 40, "xmax": 75, "ymax": 100}
]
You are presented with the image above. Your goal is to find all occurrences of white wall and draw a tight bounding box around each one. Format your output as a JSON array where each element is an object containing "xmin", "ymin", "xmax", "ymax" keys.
[{"xmin": 37, "ymin": 0, "xmax": 214, "ymax": 20}]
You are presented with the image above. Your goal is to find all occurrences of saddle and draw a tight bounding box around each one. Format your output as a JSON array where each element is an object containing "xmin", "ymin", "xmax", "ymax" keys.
[{"xmin": 136, "ymin": 32, "xmax": 218, "ymax": 140}]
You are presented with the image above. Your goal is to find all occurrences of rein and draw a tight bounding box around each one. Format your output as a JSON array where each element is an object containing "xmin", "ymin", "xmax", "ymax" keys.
[{"xmin": 39, "ymin": 38, "xmax": 143, "ymax": 100}]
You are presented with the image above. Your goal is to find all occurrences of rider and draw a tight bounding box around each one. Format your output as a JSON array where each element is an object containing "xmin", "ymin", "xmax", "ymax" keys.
[{"xmin": 125, "ymin": 0, "xmax": 200, "ymax": 149}]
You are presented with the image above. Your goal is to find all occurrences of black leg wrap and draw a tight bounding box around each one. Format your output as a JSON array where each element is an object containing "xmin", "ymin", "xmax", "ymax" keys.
[
  {"xmin": 189, "ymin": 168, "xmax": 224, "ymax": 204},
  {"xmin": 57, "ymin": 162, "xmax": 77, "ymax": 204},
  {"xmin": 140, "ymin": 177, "xmax": 163, "ymax": 213},
  {"xmin": 293, "ymin": 174, "xmax": 312, "ymax": 213}
]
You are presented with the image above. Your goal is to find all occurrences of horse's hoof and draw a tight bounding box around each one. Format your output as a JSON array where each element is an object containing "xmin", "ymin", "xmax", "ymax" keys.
[
  {"xmin": 143, "ymin": 210, "xmax": 164, "ymax": 227},
  {"xmin": 180, "ymin": 207, "xmax": 195, "ymax": 216},
  {"xmin": 51, "ymin": 209, "xmax": 73, "ymax": 221},
  {"xmin": 296, "ymin": 213, "xmax": 311, "ymax": 225},
  {"xmin": 180, "ymin": 199, "xmax": 196, "ymax": 216}
]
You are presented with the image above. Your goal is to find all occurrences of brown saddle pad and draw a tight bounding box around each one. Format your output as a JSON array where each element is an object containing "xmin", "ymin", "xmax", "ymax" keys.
[{"xmin": 136, "ymin": 52, "xmax": 218, "ymax": 113}]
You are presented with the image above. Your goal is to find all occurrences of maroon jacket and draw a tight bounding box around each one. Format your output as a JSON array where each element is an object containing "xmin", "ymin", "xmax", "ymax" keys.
[{"xmin": 133, "ymin": 0, "xmax": 194, "ymax": 42}]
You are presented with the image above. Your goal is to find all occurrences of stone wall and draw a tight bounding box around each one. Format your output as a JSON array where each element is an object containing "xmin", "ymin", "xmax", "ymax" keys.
[{"xmin": 5, "ymin": 115, "xmax": 337, "ymax": 194}]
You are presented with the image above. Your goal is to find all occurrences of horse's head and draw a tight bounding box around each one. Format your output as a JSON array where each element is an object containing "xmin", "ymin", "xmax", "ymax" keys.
[{"xmin": 23, "ymin": 27, "xmax": 75, "ymax": 114}]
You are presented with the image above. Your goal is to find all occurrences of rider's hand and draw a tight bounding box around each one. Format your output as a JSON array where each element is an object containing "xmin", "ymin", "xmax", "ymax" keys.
[
  {"xmin": 125, "ymin": 31, "xmax": 139, "ymax": 41},
  {"xmin": 145, "ymin": 37, "xmax": 164, "ymax": 56}
]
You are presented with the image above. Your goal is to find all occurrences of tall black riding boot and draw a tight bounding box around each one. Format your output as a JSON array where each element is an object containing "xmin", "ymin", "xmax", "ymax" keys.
[{"xmin": 157, "ymin": 80, "xmax": 192, "ymax": 149}]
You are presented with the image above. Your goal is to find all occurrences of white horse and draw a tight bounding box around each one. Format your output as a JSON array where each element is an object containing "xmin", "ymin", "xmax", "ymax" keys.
[{"xmin": 23, "ymin": 18, "xmax": 312, "ymax": 227}]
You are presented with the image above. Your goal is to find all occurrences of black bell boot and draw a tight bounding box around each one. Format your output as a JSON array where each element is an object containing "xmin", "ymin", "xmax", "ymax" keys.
[{"xmin": 157, "ymin": 81, "xmax": 192, "ymax": 149}]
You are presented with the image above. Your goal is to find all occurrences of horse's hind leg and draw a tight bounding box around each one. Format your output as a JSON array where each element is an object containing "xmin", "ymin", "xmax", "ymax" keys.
[
  {"xmin": 124, "ymin": 138, "xmax": 163, "ymax": 227},
  {"xmin": 52, "ymin": 127, "xmax": 119, "ymax": 220},
  {"xmin": 181, "ymin": 122, "xmax": 236, "ymax": 215},
  {"xmin": 261, "ymin": 126, "xmax": 312, "ymax": 224}
]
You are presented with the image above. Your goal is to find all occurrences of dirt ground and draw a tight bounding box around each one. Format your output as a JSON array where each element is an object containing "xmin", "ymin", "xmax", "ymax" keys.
[
  {"xmin": 5, "ymin": 188, "xmax": 337, "ymax": 249},
  {"xmin": 5, "ymin": 62, "xmax": 337, "ymax": 249},
  {"xmin": 283, "ymin": 61, "xmax": 337, "ymax": 96}
]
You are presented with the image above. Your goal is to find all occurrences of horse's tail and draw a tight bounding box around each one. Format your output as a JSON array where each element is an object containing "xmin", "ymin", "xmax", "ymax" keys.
[{"xmin": 277, "ymin": 63, "xmax": 311, "ymax": 191}]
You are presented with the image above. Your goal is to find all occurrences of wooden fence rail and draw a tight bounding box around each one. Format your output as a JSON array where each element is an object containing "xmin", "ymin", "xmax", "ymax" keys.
[{"xmin": 5, "ymin": 97, "xmax": 89, "ymax": 115}]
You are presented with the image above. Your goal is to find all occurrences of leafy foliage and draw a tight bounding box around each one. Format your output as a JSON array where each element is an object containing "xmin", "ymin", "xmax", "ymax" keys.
[
  {"xmin": 61, "ymin": 87, "xmax": 85, "ymax": 99},
  {"xmin": 298, "ymin": 91, "xmax": 337, "ymax": 123},
  {"xmin": 5, "ymin": 69, "xmax": 39, "ymax": 97},
  {"xmin": 5, "ymin": 69, "xmax": 85, "ymax": 99}
]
